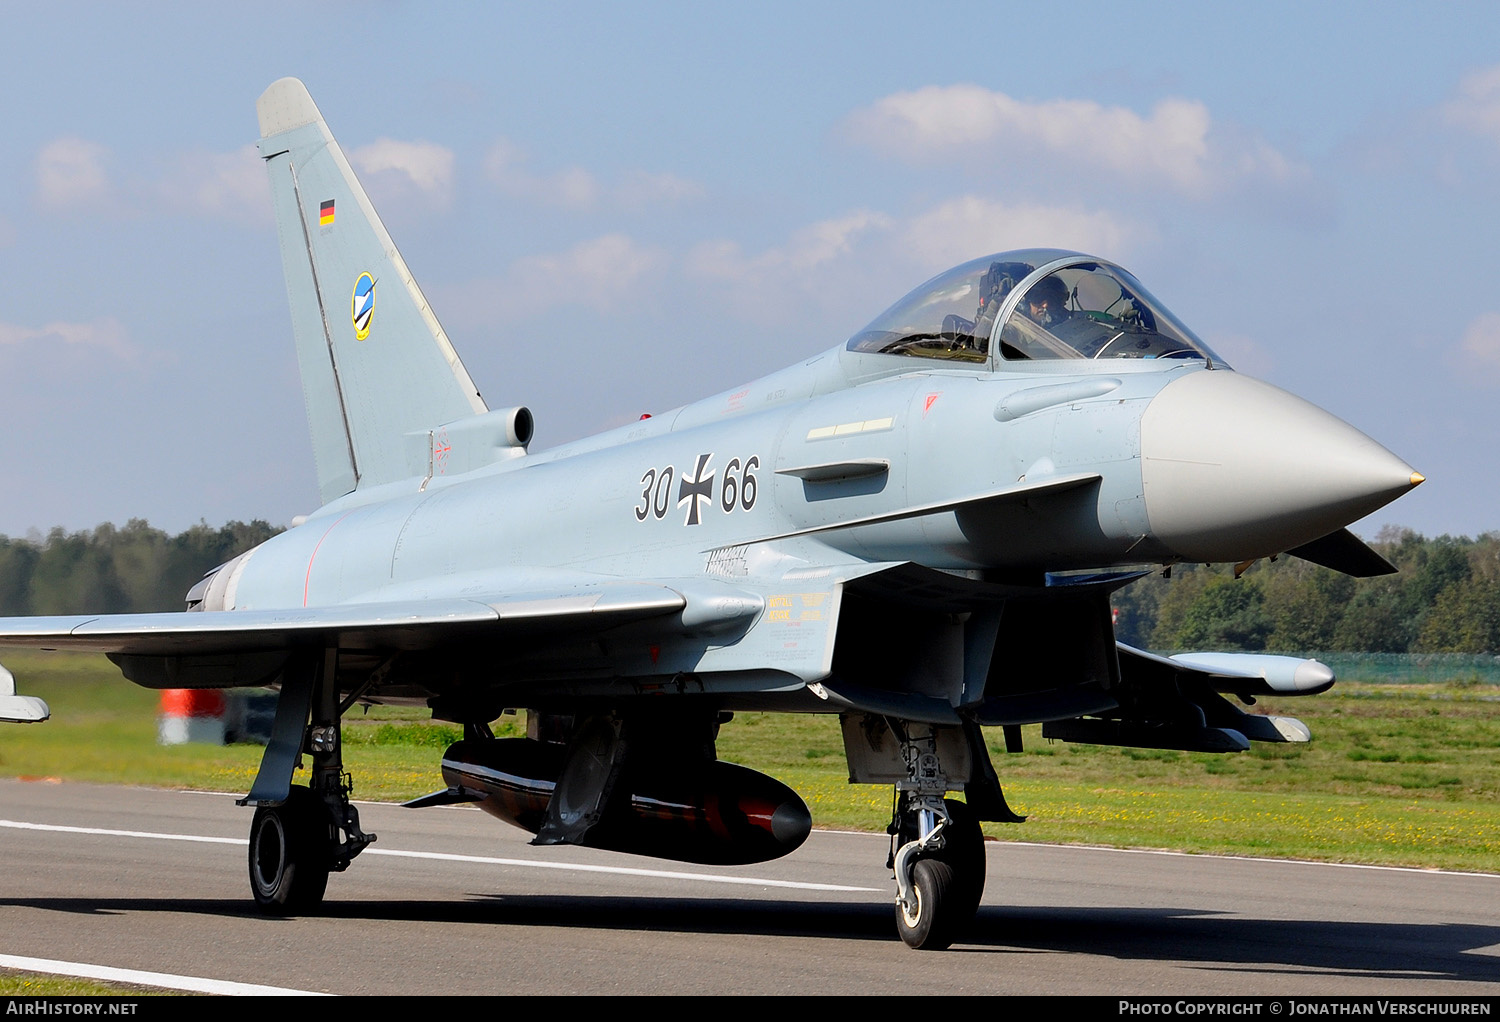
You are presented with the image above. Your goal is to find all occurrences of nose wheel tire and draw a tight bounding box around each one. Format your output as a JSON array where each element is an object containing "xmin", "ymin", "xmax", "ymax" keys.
[
  {"xmin": 249, "ymin": 785, "xmax": 331, "ymax": 914},
  {"xmin": 931, "ymin": 799, "xmax": 986, "ymax": 925},
  {"xmin": 896, "ymin": 858, "xmax": 958, "ymax": 950}
]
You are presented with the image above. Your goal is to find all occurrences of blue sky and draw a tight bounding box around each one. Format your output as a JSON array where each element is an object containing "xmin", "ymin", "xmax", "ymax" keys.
[{"xmin": 1, "ymin": 1, "xmax": 1496, "ymax": 540}]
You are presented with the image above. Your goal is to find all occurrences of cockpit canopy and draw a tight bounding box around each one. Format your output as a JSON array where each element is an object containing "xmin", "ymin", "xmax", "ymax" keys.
[{"xmin": 846, "ymin": 249, "xmax": 1224, "ymax": 367}]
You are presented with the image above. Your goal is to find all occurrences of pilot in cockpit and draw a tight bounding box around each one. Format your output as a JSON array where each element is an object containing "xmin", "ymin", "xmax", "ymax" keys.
[
  {"xmin": 998, "ymin": 271, "xmax": 1098, "ymax": 360},
  {"xmin": 1021, "ymin": 274, "xmax": 1074, "ymax": 329}
]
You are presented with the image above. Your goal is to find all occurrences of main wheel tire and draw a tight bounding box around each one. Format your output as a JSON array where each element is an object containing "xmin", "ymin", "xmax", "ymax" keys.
[
  {"xmin": 896, "ymin": 858, "xmax": 957, "ymax": 950},
  {"xmin": 249, "ymin": 786, "xmax": 331, "ymax": 915}
]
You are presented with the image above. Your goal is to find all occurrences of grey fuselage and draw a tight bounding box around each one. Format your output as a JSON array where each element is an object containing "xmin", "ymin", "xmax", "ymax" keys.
[{"xmin": 197, "ymin": 335, "xmax": 1409, "ymax": 712}]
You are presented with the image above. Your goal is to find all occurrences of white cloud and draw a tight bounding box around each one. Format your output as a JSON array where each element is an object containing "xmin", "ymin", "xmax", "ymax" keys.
[
  {"xmin": 485, "ymin": 138, "xmax": 596, "ymax": 208},
  {"xmin": 35, "ymin": 136, "xmax": 112, "ymax": 208},
  {"xmin": 484, "ymin": 137, "xmax": 701, "ymax": 211},
  {"xmin": 165, "ymin": 145, "xmax": 269, "ymax": 224},
  {"xmin": 547, "ymin": 167, "xmax": 600, "ymax": 208},
  {"xmin": 0, "ymin": 317, "xmax": 135, "ymax": 358},
  {"xmin": 36, "ymin": 138, "xmax": 272, "ymax": 223},
  {"xmin": 1459, "ymin": 311, "xmax": 1500, "ymax": 375},
  {"xmin": 688, "ymin": 197, "xmax": 1143, "ymax": 308},
  {"xmin": 690, "ymin": 210, "xmax": 894, "ymax": 282},
  {"xmin": 1443, "ymin": 66, "xmax": 1500, "ymax": 143},
  {"xmin": 843, "ymin": 85, "xmax": 1305, "ymax": 197},
  {"xmin": 485, "ymin": 234, "xmax": 667, "ymax": 318},
  {"xmin": 350, "ymin": 137, "xmax": 456, "ymax": 203},
  {"xmin": 682, "ymin": 197, "xmax": 1149, "ymax": 332},
  {"xmin": 899, "ymin": 197, "xmax": 1140, "ymax": 269}
]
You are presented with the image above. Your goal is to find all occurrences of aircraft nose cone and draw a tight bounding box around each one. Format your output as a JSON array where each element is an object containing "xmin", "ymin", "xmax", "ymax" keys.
[{"xmin": 1140, "ymin": 371, "xmax": 1421, "ymax": 562}]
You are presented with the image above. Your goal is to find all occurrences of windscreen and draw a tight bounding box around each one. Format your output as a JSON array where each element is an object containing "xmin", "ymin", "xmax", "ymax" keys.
[{"xmin": 998, "ymin": 263, "xmax": 1222, "ymax": 363}]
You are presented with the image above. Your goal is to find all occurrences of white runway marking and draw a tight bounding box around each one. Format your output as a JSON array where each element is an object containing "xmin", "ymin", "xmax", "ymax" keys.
[
  {"xmin": 0, "ymin": 820, "xmax": 241, "ymax": 845},
  {"xmin": 0, "ymin": 953, "xmax": 329, "ymax": 996},
  {"xmin": 0, "ymin": 819, "xmax": 878, "ymax": 893},
  {"xmin": 997, "ymin": 838, "xmax": 1500, "ymax": 880}
]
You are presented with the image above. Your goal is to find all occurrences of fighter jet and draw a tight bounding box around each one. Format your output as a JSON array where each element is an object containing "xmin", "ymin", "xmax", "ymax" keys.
[{"xmin": 0, "ymin": 79, "xmax": 1422, "ymax": 950}]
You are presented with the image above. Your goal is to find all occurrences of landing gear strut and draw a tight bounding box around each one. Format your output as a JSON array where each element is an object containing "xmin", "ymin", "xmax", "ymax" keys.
[{"xmin": 241, "ymin": 649, "xmax": 375, "ymax": 914}]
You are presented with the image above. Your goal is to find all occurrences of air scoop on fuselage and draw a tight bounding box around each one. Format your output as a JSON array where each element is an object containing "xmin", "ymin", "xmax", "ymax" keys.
[{"xmin": 1139, "ymin": 370, "xmax": 1421, "ymax": 564}]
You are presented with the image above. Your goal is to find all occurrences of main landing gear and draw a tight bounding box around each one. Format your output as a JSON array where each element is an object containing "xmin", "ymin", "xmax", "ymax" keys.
[{"xmin": 241, "ymin": 650, "xmax": 375, "ymax": 914}]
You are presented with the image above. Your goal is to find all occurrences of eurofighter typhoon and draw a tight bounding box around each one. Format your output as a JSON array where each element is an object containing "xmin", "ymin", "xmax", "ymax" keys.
[{"xmin": 0, "ymin": 79, "xmax": 1422, "ymax": 949}]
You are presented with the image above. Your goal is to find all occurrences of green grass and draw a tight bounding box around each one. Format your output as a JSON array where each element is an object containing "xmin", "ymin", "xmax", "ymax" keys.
[
  {"xmin": 0, "ymin": 971, "xmax": 165, "ymax": 995},
  {"xmin": 2, "ymin": 651, "xmax": 1498, "ymax": 872}
]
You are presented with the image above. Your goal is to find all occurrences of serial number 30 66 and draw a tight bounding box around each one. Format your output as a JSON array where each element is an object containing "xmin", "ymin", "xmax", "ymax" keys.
[{"xmin": 634, "ymin": 454, "xmax": 759, "ymax": 524}]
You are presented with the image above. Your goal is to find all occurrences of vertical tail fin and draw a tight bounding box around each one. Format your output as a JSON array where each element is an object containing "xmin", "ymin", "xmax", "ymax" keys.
[{"xmin": 257, "ymin": 77, "xmax": 486, "ymax": 505}]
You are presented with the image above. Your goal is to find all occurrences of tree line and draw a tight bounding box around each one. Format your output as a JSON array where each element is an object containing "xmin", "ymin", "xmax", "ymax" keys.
[
  {"xmin": 1112, "ymin": 528, "xmax": 1500, "ymax": 655},
  {"xmin": 0, "ymin": 520, "xmax": 282, "ymax": 616},
  {"xmin": 1, "ymin": 520, "xmax": 1496, "ymax": 655}
]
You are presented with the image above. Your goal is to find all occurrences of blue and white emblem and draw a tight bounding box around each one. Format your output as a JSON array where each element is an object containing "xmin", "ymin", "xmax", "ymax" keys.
[{"xmin": 351, "ymin": 272, "xmax": 375, "ymax": 340}]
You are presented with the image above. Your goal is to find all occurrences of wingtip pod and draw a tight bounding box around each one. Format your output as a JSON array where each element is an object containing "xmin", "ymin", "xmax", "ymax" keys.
[
  {"xmin": 256, "ymin": 77, "xmax": 322, "ymax": 140},
  {"xmin": 1169, "ymin": 652, "xmax": 1336, "ymax": 695},
  {"xmin": 1292, "ymin": 658, "xmax": 1337, "ymax": 693}
]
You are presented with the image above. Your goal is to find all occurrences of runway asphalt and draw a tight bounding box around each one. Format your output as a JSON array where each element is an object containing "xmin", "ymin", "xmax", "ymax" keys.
[{"xmin": 0, "ymin": 778, "xmax": 1497, "ymax": 996}]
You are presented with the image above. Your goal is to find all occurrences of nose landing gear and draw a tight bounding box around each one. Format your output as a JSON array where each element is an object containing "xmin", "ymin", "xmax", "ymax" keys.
[
  {"xmin": 885, "ymin": 723, "xmax": 990, "ymax": 950},
  {"xmin": 890, "ymin": 793, "xmax": 987, "ymax": 949}
]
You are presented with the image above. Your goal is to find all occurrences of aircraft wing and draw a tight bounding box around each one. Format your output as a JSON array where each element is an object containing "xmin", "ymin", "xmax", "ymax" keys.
[
  {"xmin": 0, "ymin": 584, "xmax": 691, "ymax": 657},
  {"xmin": 0, "ymin": 566, "xmax": 786, "ymax": 696},
  {"xmin": 1038, "ymin": 642, "xmax": 1322, "ymax": 751}
]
